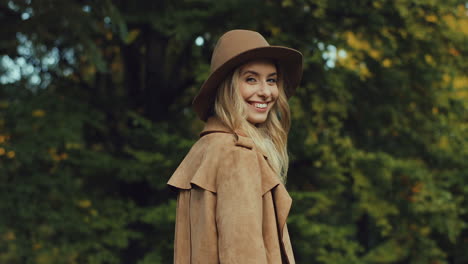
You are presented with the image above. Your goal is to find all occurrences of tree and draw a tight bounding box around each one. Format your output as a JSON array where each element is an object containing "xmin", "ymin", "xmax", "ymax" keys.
[{"xmin": 1, "ymin": 0, "xmax": 467, "ymax": 263}]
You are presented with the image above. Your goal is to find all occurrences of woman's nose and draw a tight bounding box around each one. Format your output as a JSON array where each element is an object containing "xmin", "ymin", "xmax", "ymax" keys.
[{"xmin": 257, "ymin": 81, "xmax": 272, "ymax": 97}]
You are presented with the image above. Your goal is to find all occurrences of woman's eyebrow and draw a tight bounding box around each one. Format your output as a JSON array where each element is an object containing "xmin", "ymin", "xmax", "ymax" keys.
[
  {"xmin": 242, "ymin": 70, "xmax": 277, "ymax": 76},
  {"xmin": 242, "ymin": 70, "xmax": 259, "ymax": 76}
]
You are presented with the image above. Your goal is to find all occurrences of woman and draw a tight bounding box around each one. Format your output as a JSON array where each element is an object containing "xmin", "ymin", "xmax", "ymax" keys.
[{"xmin": 168, "ymin": 29, "xmax": 303, "ymax": 264}]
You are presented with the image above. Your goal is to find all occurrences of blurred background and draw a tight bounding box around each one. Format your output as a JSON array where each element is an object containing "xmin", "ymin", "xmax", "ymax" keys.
[{"xmin": 1, "ymin": 0, "xmax": 467, "ymax": 263}]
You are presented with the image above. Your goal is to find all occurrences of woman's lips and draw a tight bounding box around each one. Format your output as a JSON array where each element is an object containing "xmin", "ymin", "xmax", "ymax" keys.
[{"xmin": 247, "ymin": 101, "xmax": 269, "ymax": 112}]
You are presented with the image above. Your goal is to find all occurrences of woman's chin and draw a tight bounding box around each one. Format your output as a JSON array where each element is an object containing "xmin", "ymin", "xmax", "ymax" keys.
[{"xmin": 247, "ymin": 112, "xmax": 269, "ymax": 125}]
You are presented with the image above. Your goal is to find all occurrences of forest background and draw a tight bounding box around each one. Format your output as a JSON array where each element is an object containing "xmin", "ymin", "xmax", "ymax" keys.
[{"xmin": 1, "ymin": 0, "xmax": 468, "ymax": 263}]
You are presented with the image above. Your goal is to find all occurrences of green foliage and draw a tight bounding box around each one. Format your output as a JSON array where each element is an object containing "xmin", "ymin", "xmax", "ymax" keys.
[{"xmin": 1, "ymin": 0, "xmax": 467, "ymax": 263}]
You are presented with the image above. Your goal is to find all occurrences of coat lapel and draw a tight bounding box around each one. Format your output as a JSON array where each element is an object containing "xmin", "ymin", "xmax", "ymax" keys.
[
  {"xmin": 258, "ymin": 151, "xmax": 294, "ymax": 263},
  {"xmin": 272, "ymin": 184, "xmax": 293, "ymax": 240}
]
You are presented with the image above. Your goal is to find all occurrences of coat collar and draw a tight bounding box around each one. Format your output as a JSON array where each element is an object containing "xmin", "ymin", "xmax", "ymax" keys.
[
  {"xmin": 199, "ymin": 116, "xmax": 235, "ymax": 137},
  {"xmin": 200, "ymin": 116, "xmax": 267, "ymax": 159}
]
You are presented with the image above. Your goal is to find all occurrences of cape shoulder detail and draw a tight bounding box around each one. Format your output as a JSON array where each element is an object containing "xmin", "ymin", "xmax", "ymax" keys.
[{"xmin": 167, "ymin": 132, "xmax": 281, "ymax": 195}]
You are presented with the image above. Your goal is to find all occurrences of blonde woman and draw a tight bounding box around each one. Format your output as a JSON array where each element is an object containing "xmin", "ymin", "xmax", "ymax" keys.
[{"xmin": 168, "ymin": 29, "xmax": 303, "ymax": 264}]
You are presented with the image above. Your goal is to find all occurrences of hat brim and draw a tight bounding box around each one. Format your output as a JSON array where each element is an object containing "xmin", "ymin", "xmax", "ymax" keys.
[{"xmin": 193, "ymin": 46, "xmax": 303, "ymax": 121}]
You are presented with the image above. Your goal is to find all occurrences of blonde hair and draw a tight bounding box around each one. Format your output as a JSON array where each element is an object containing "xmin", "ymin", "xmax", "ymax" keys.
[{"xmin": 213, "ymin": 62, "xmax": 291, "ymax": 183}]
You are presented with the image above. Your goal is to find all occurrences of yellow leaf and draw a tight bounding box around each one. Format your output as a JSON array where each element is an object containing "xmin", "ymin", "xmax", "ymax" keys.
[
  {"xmin": 92, "ymin": 144, "xmax": 103, "ymax": 151},
  {"xmin": 36, "ymin": 252, "xmax": 52, "ymax": 264},
  {"xmin": 0, "ymin": 147, "xmax": 5, "ymax": 155},
  {"xmin": 372, "ymin": 1, "xmax": 382, "ymax": 8},
  {"xmin": 442, "ymin": 74, "xmax": 451, "ymax": 83},
  {"xmin": 33, "ymin": 243, "xmax": 42, "ymax": 250},
  {"xmin": 49, "ymin": 148, "xmax": 61, "ymax": 161},
  {"xmin": 442, "ymin": 13, "xmax": 468, "ymax": 35},
  {"xmin": 382, "ymin": 58, "xmax": 392, "ymax": 67},
  {"xmin": 425, "ymin": 15, "xmax": 438, "ymax": 23},
  {"xmin": 449, "ymin": 47, "xmax": 460, "ymax": 56},
  {"xmin": 83, "ymin": 64, "xmax": 96, "ymax": 76},
  {"xmin": 125, "ymin": 29, "xmax": 140, "ymax": 44},
  {"xmin": 4, "ymin": 231, "xmax": 16, "ymax": 241},
  {"xmin": 270, "ymin": 26, "xmax": 281, "ymax": 36},
  {"xmin": 7, "ymin": 150, "xmax": 15, "ymax": 158},
  {"xmin": 77, "ymin": 200, "xmax": 92, "ymax": 208},
  {"xmin": 369, "ymin": 49, "xmax": 380, "ymax": 59},
  {"xmin": 345, "ymin": 31, "xmax": 371, "ymax": 50},
  {"xmin": 411, "ymin": 182, "xmax": 423, "ymax": 193},
  {"xmin": 60, "ymin": 153, "xmax": 69, "ymax": 160},
  {"xmin": 438, "ymin": 136, "xmax": 449, "ymax": 149},
  {"xmin": 398, "ymin": 29, "xmax": 408, "ymax": 39},
  {"xmin": 32, "ymin": 109, "xmax": 46, "ymax": 117},
  {"xmin": 424, "ymin": 54, "xmax": 435, "ymax": 65},
  {"xmin": 453, "ymin": 76, "xmax": 468, "ymax": 89},
  {"xmin": 111, "ymin": 61, "xmax": 123, "ymax": 73},
  {"xmin": 105, "ymin": 31, "xmax": 113, "ymax": 40},
  {"xmin": 65, "ymin": 142, "xmax": 83, "ymax": 150},
  {"xmin": 420, "ymin": 226, "xmax": 431, "ymax": 236},
  {"xmin": 313, "ymin": 160, "xmax": 322, "ymax": 167},
  {"xmin": 282, "ymin": 0, "xmax": 293, "ymax": 7},
  {"xmin": 359, "ymin": 63, "xmax": 372, "ymax": 80}
]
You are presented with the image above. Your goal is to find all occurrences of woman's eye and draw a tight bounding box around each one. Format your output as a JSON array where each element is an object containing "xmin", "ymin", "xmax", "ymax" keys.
[
  {"xmin": 267, "ymin": 78, "xmax": 277, "ymax": 83},
  {"xmin": 246, "ymin": 77, "xmax": 256, "ymax": 82}
]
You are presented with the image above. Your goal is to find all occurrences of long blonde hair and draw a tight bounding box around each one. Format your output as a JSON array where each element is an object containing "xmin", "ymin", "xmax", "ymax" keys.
[{"xmin": 213, "ymin": 62, "xmax": 291, "ymax": 183}]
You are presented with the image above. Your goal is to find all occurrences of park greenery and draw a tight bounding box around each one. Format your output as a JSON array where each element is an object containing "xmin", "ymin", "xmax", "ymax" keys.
[{"xmin": 1, "ymin": 0, "xmax": 467, "ymax": 263}]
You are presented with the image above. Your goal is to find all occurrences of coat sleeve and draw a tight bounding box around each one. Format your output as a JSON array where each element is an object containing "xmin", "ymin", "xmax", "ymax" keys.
[{"xmin": 216, "ymin": 147, "xmax": 268, "ymax": 264}]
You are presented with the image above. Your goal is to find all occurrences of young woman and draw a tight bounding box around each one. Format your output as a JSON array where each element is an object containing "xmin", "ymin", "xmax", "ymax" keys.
[{"xmin": 168, "ymin": 29, "xmax": 303, "ymax": 264}]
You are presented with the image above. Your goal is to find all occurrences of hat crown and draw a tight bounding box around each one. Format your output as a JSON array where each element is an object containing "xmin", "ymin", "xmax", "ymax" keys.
[{"xmin": 210, "ymin": 30, "xmax": 270, "ymax": 72}]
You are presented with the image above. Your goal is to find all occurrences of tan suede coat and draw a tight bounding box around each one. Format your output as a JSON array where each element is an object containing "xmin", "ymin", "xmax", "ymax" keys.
[{"xmin": 167, "ymin": 116, "xmax": 295, "ymax": 264}]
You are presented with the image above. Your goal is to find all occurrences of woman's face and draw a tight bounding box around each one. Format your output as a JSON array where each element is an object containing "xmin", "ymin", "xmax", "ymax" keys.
[{"xmin": 238, "ymin": 59, "xmax": 279, "ymax": 125}]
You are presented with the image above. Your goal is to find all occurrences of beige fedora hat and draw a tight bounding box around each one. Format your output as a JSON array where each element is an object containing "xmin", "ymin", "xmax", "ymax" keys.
[{"xmin": 193, "ymin": 29, "xmax": 303, "ymax": 121}]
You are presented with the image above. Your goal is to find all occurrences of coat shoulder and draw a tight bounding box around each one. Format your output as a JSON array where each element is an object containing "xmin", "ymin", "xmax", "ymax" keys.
[{"xmin": 167, "ymin": 132, "xmax": 257, "ymax": 193}]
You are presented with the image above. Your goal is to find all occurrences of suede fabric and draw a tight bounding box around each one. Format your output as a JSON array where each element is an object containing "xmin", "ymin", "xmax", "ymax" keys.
[{"xmin": 167, "ymin": 116, "xmax": 295, "ymax": 264}]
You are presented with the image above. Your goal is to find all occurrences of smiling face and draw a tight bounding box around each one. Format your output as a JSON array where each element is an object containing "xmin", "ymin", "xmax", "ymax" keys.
[{"xmin": 238, "ymin": 59, "xmax": 279, "ymax": 125}]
